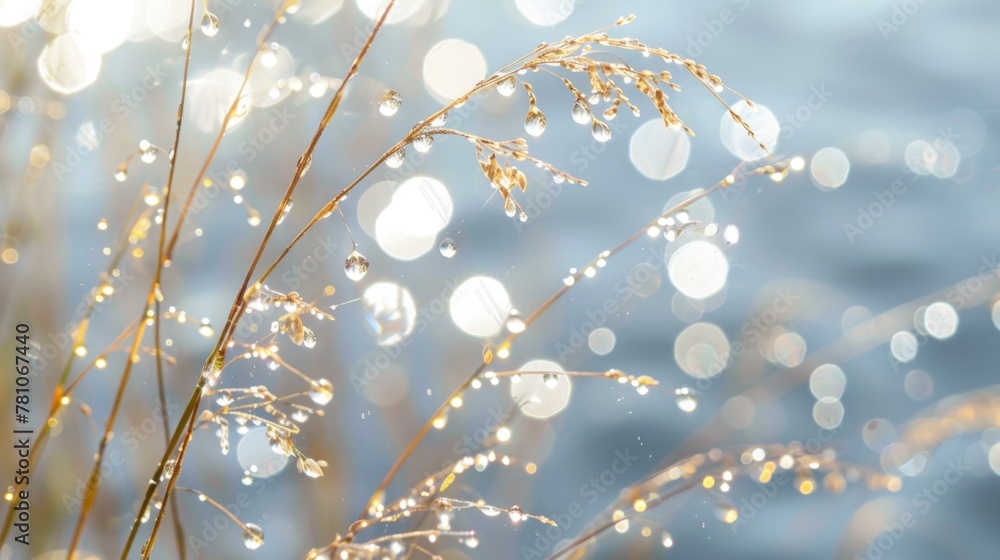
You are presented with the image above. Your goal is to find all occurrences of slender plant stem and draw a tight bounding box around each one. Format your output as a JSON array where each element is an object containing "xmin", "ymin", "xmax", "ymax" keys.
[
  {"xmin": 65, "ymin": 2, "xmax": 198, "ymax": 556},
  {"xmin": 123, "ymin": 1, "xmax": 399, "ymax": 556}
]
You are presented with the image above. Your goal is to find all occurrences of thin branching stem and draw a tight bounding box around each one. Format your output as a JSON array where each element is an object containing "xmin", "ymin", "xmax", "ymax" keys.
[{"xmin": 124, "ymin": 1, "xmax": 399, "ymax": 557}]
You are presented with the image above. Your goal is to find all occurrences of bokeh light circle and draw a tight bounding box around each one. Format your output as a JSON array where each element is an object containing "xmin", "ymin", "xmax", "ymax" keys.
[
  {"xmin": 810, "ymin": 147, "xmax": 850, "ymax": 189},
  {"xmin": 449, "ymin": 276, "xmax": 512, "ymax": 337},
  {"xmin": 629, "ymin": 120, "xmax": 691, "ymax": 180},
  {"xmin": 511, "ymin": 359, "xmax": 571, "ymax": 419},
  {"xmin": 423, "ymin": 39, "xmax": 487, "ymax": 103},
  {"xmin": 667, "ymin": 240, "xmax": 728, "ymax": 300},
  {"xmin": 720, "ymin": 100, "xmax": 779, "ymax": 161}
]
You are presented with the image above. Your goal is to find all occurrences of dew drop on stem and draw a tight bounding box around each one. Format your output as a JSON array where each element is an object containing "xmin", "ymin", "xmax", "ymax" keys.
[
  {"xmin": 241, "ymin": 523, "xmax": 264, "ymax": 550},
  {"xmin": 497, "ymin": 75, "xmax": 517, "ymax": 96},
  {"xmin": 675, "ymin": 387, "xmax": 698, "ymax": 412},
  {"xmin": 277, "ymin": 200, "xmax": 293, "ymax": 224},
  {"xmin": 439, "ymin": 238, "xmax": 457, "ymax": 258},
  {"xmin": 201, "ymin": 12, "xmax": 220, "ymax": 37},
  {"xmin": 524, "ymin": 106, "xmax": 546, "ymax": 137},
  {"xmin": 385, "ymin": 148, "xmax": 405, "ymax": 168},
  {"xmin": 344, "ymin": 250, "xmax": 369, "ymax": 281},
  {"xmin": 591, "ymin": 119, "xmax": 612, "ymax": 142},
  {"xmin": 413, "ymin": 133, "xmax": 433, "ymax": 153},
  {"xmin": 378, "ymin": 90, "xmax": 401, "ymax": 116},
  {"xmin": 571, "ymin": 98, "xmax": 591, "ymax": 124}
]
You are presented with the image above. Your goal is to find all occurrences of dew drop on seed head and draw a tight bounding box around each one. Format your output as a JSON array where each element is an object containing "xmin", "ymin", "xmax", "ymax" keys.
[
  {"xmin": 503, "ymin": 197, "xmax": 517, "ymax": 217},
  {"xmin": 277, "ymin": 200, "xmax": 293, "ymax": 225},
  {"xmin": 301, "ymin": 328, "xmax": 317, "ymax": 349},
  {"xmin": 414, "ymin": 133, "xmax": 433, "ymax": 153},
  {"xmin": 675, "ymin": 387, "xmax": 698, "ymax": 412},
  {"xmin": 201, "ymin": 12, "xmax": 220, "ymax": 37},
  {"xmin": 591, "ymin": 119, "xmax": 612, "ymax": 142},
  {"xmin": 309, "ymin": 379, "xmax": 333, "ymax": 405},
  {"xmin": 298, "ymin": 155, "xmax": 311, "ymax": 177},
  {"xmin": 524, "ymin": 107, "xmax": 546, "ymax": 137},
  {"xmin": 431, "ymin": 112, "xmax": 448, "ymax": 126},
  {"xmin": 385, "ymin": 148, "xmax": 405, "ymax": 168},
  {"xmin": 181, "ymin": 34, "xmax": 190, "ymax": 50},
  {"xmin": 242, "ymin": 523, "xmax": 264, "ymax": 549},
  {"xmin": 241, "ymin": 471, "xmax": 253, "ymax": 485},
  {"xmin": 344, "ymin": 250, "xmax": 369, "ymax": 281},
  {"xmin": 571, "ymin": 98, "xmax": 591, "ymax": 124},
  {"xmin": 497, "ymin": 75, "xmax": 517, "ymax": 97},
  {"xmin": 378, "ymin": 90, "xmax": 401, "ymax": 116},
  {"xmin": 439, "ymin": 238, "xmax": 457, "ymax": 258},
  {"xmin": 114, "ymin": 166, "xmax": 127, "ymax": 182}
]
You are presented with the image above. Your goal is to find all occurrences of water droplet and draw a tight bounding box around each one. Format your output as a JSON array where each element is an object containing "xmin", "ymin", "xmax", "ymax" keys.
[
  {"xmin": 114, "ymin": 166, "xmax": 127, "ymax": 182},
  {"xmin": 378, "ymin": 90, "xmax": 401, "ymax": 116},
  {"xmin": 591, "ymin": 119, "xmax": 612, "ymax": 142},
  {"xmin": 543, "ymin": 373, "xmax": 559, "ymax": 389},
  {"xmin": 161, "ymin": 459, "xmax": 176, "ymax": 480},
  {"xmin": 241, "ymin": 523, "xmax": 264, "ymax": 550},
  {"xmin": 181, "ymin": 33, "xmax": 190, "ymax": 50},
  {"xmin": 241, "ymin": 472, "xmax": 253, "ymax": 485},
  {"xmin": 200, "ymin": 12, "xmax": 220, "ymax": 37},
  {"xmin": 723, "ymin": 225, "xmax": 739, "ymax": 245},
  {"xmin": 431, "ymin": 112, "xmax": 448, "ymax": 126},
  {"xmin": 439, "ymin": 238, "xmax": 457, "ymax": 258},
  {"xmin": 308, "ymin": 378, "xmax": 333, "ymax": 405},
  {"xmin": 465, "ymin": 536, "xmax": 479, "ymax": 548},
  {"xmin": 201, "ymin": 355, "xmax": 222, "ymax": 387},
  {"xmin": 675, "ymin": 387, "xmax": 698, "ymax": 412},
  {"xmin": 386, "ymin": 148, "xmax": 405, "ymax": 168},
  {"xmin": 503, "ymin": 197, "xmax": 517, "ymax": 217},
  {"xmin": 480, "ymin": 505, "xmax": 501, "ymax": 517},
  {"xmin": 298, "ymin": 155, "xmax": 312, "ymax": 177},
  {"xmin": 247, "ymin": 210, "xmax": 261, "ymax": 227},
  {"xmin": 140, "ymin": 144, "xmax": 157, "ymax": 164},
  {"xmin": 505, "ymin": 311, "xmax": 526, "ymax": 334},
  {"xmin": 662, "ymin": 532, "xmax": 674, "ymax": 548},
  {"xmin": 301, "ymin": 328, "xmax": 317, "ymax": 349},
  {"xmin": 496, "ymin": 75, "xmax": 517, "ymax": 97},
  {"xmin": 277, "ymin": 200, "xmax": 293, "ymax": 225},
  {"xmin": 344, "ymin": 250, "xmax": 369, "ymax": 281},
  {"xmin": 571, "ymin": 98, "xmax": 591, "ymax": 124},
  {"xmin": 524, "ymin": 106, "xmax": 546, "ymax": 137},
  {"xmin": 414, "ymin": 133, "xmax": 433, "ymax": 153}
]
